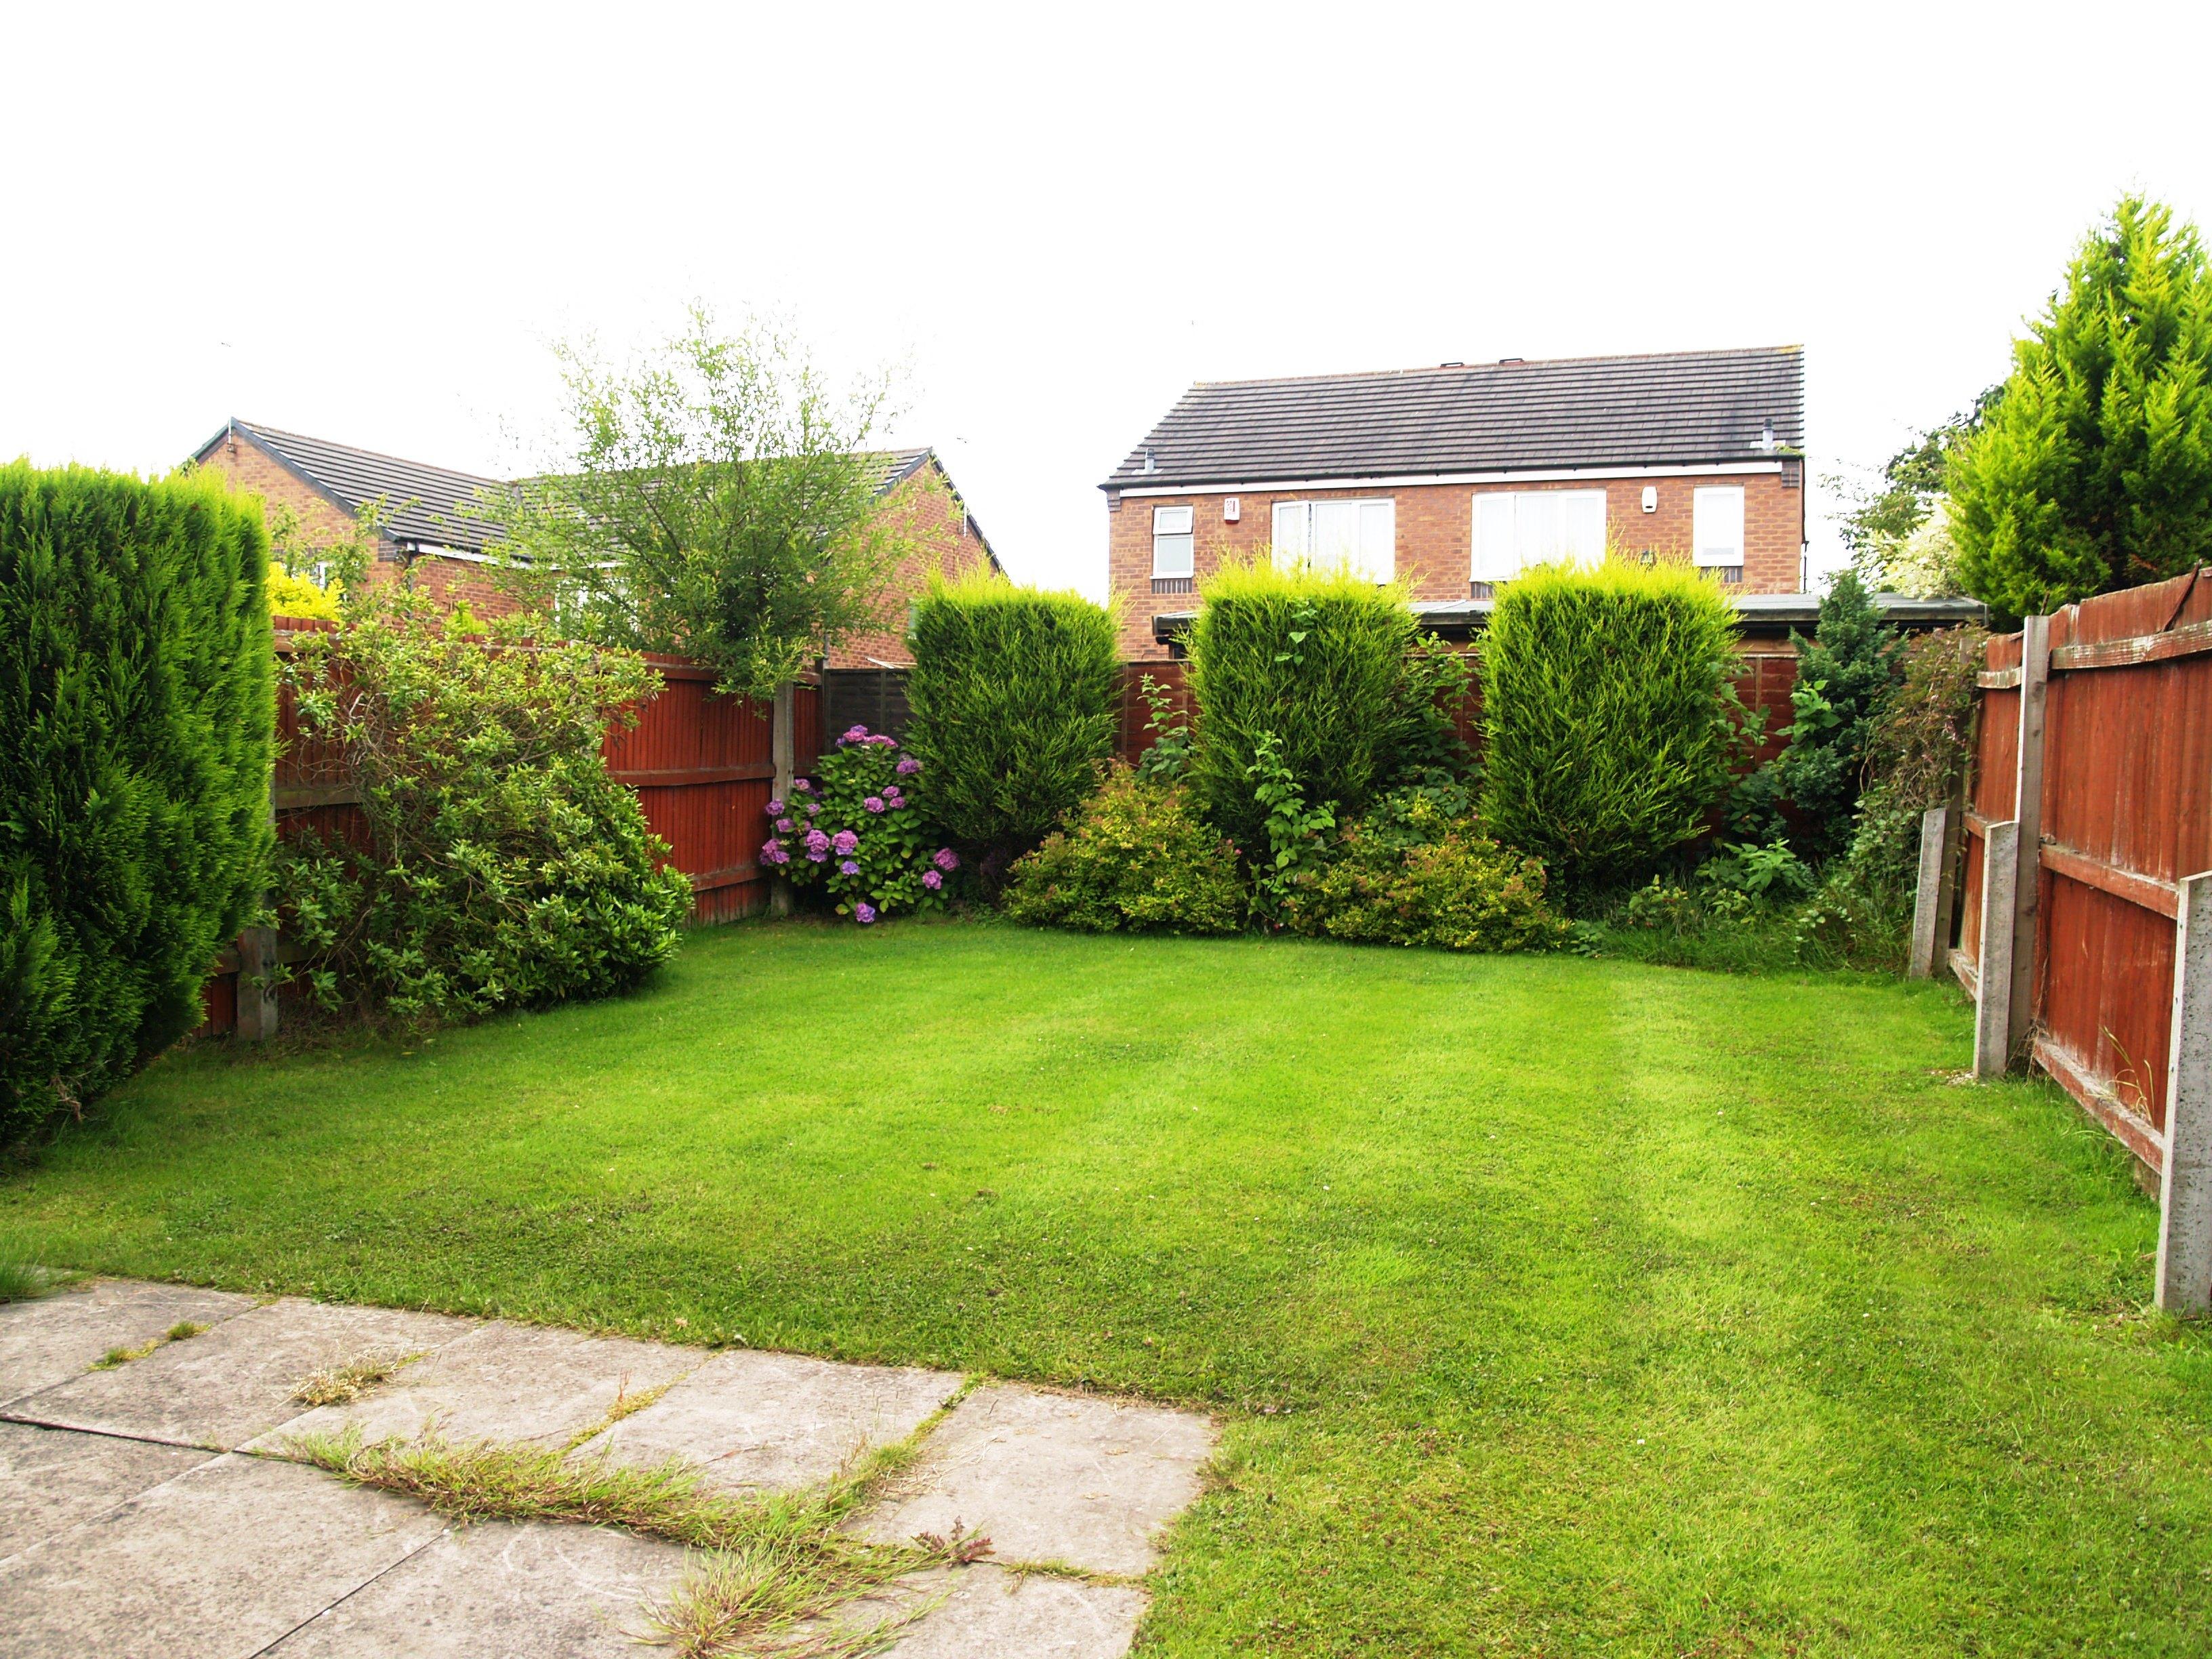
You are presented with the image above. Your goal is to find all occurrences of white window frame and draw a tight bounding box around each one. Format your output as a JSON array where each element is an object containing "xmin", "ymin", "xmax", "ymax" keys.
[
  {"xmin": 1692, "ymin": 486, "xmax": 1746, "ymax": 568},
  {"xmin": 1469, "ymin": 489, "xmax": 1610, "ymax": 588},
  {"xmin": 1151, "ymin": 504, "xmax": 1195, "ymax": 578},
  {"xmin": 1269, "ymin": 497, "xmax": 1395, "ymax": 582}
]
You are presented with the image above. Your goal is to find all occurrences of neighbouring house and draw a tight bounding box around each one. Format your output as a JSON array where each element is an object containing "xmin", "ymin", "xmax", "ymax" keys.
[
  {"xmin": 1102, "ymin": 346, "xmax": 1815, "ymax": 661},
  {"xmin": 190, "ymin": 419, "xmax": 996, "ymax": 668}
]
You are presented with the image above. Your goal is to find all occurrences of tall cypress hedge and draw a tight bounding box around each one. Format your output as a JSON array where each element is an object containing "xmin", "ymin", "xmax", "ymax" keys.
[
  {"xmin": 1185, "ymin": 561, "xmax": 1419, "ymax": 853},
  {"xmin": 1479, "ymin": 561, "xmax": 1739, "ymax": 897},
  {"xmin": 1, "ymin": 464, "xmax": 274, "ymax": 1139},
  {"xmin": 904, "ymin": 573, "xmax": 1120, "ymax": 872}
]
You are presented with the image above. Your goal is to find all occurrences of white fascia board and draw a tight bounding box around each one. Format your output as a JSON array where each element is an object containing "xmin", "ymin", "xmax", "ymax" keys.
[{"xmin": 1111, "ymin": 461, "xmax": 1786, "ymax": 498}]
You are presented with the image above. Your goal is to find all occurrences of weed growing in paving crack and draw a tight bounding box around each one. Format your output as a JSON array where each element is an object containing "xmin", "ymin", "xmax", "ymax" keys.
[
  {"xmin": 91, "ymin": 1320, "xmax": 207, "ymax": 1370},
  {"xmin": 291, "ymin": 1351, "xmax": 422, "ymax": 1407},
  {"xmin": 281, "ymin": 1414, "xmax": 993, "ymax": 1658}
]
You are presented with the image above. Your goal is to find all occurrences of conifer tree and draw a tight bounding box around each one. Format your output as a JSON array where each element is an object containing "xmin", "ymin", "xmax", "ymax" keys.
[{"xmin": 1951, "ymin": 196, "xmax": 2212, "ymax": 612}]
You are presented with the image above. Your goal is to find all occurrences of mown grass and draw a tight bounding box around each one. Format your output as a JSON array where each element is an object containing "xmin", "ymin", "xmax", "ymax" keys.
[{"xmin": 5, "ymin": 917, "xmax": 2209, "ymax": 1654}]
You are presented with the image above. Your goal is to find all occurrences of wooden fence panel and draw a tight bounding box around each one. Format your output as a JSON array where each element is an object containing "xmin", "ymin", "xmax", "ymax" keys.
[{"xmin": 1951, "ymin": 568, "xmax": 2212, "ymax": 1173}]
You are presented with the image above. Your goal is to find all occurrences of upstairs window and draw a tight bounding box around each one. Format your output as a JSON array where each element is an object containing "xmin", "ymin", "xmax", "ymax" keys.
[
  {"xmin": 1693, "ymin": 486, "xmax": 1745, "ymax": 568},
  {"xmin": 1151, "ymin": 505, "xmax": 1195, "ymax": 577},
  {"xmin": 1470, "ymin": 489, "xmax": 1607, "ymax": 592},
  {"xmin": 1271, "ymin": 498, "xmax": 1395, "ymax": 581}
]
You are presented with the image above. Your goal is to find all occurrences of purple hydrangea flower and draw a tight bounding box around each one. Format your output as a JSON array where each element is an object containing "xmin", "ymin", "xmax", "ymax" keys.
[
  {"xmin": 933, "ymin": 848, "xmax": 960, "ymax": 872},
  {"xmin": 806, "ymin": 846, "xmax": 829, "ymax": 863},
  {"xmin": 842, "ymin": 724, "xmax": 871, "ymax": 745},
  {"xmin": 760, "ymin": 839, "xmax": 789, "ymax": 865},
  {"xmin": 855, "ymin": 902, "xmax": 878, "ymax": 924},
  {"xmin": 895, "ymin": 756, "xmax": 921, "ymax": 776},
  {"xmin": 793, "ymin": 777, "xmax": 813, "ymax": 793},
  {"xmin": 774, "ymin": 817, "xmax": 794, "ymax": 834},
  {"xmin": 802, "ymin": 798, "xmax": 819, "ymax": 815},
  {"xmin": 863, "ymin": 796, "xmax": 886, "ymax": 814},
  {"xmin": 840, "ymin": 859, "xmax": 861, "ymax": 875},
  {"xmin": 764, "ymin": 798, "xmax": 785, "ymax": 817},
  {"xmin": 804, "ymin": 827, "xmax": 831, "ymax": 854},
  {"xmin": 870, "ymin": 735, "xmax": 896, "ymax": 747},
  {"xmin": 922, "ymin": 868, "xmax": 943, "ymax": 890},
  {"xmin": 832, "ymin": 829, "xmax": 859, "ymax": 855},
  {"xmin": 883, "ymin": 785, "xmax": 903, "ymax": 804}
]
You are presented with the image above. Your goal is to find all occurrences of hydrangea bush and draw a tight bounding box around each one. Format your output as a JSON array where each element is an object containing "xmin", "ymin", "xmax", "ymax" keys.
[{"xmin": 762, "ymin": 725, "xmax": 957, "ymax": 924}]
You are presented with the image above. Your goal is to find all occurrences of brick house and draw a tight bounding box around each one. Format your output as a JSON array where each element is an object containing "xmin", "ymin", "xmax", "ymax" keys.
[
  {"xmin": 1101, "ymin": 346, "xmax": 1809, "ymax": 661},
  {"xmin": 190, "ymin": 420, "xmax": 996, "ymax": 667}
]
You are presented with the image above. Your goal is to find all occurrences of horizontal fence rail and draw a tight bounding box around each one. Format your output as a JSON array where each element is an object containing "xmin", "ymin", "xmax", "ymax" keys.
[{"xmin": 1940, "ymin": 567, "xmax": 2212, "ymax": 1311}]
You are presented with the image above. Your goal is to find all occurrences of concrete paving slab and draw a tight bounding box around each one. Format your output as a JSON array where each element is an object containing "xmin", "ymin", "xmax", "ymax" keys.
[
  {"xmin": 0, "ymin": 1422, "xmax": 212, "ymax": 1563},
  {"xmin": 0, "ymin": 1452, "xmax": 445, "ymax": 1659},
  {"xmin": 576, "ymin": 1347, "xmax": 962, "ymax": 1493},
  {"xmin": 834, "ymin": 1565, "xmax": 1147, "ymax": 1658},
  {"xmin": 857, "ymin": 1384, "xmax": 1214, "ymax": 1577},
  {"xmin": 260, "ymin": 1319, "xmax": 701, "ymax": 1454},
  {"xmin": 0, "ymin": 1279, "xmax": 258, "ymax": 1408},
  {"xmin": 264, "ymin": 1517, "xmax": 684, "ymax": 1657},
  {"xmin": 14, "ymin": 1298, "xmax": 477, "ymax": 1450}
]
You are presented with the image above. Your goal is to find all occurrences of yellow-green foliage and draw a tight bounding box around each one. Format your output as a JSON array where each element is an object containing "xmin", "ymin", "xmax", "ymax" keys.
[
  {"xmin": 1479, "ymin": 560, "xmax": 1739, "ymax": 896},
  {"xmin": 1002, "ymin": 765, "xmax": 1246, "ymax": 935},
  {"xmin": 1286, "ymin": 784, "xmax": 1568, "ymax": 951},
  {"xmin": 1185, "ymin": 560, "xmax": 1420, "ymax": 853},
  {"xmin": 267, "ymin": 563, "xmax": 340, "ymax": 620},
  {"xmin": 905, "ymin": 572, "xmax": 1121, "ymax": 864}
]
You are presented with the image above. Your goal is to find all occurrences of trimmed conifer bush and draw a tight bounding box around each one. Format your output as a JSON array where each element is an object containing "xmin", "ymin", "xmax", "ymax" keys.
[
  {"xmin": 1479, "ymin": 561, "xmax": 1740, "ymax": 898},
  {"xmin": 1, "ymin": 464, "xmax": 274, "ymax": 1139},
  {"xmin": 1184, "ymin": 560, "xmax": 1422, "ymax": 853},
  {"xmin": 903, "ymin": 573, "xmax": 1120, "ymax": 875}
]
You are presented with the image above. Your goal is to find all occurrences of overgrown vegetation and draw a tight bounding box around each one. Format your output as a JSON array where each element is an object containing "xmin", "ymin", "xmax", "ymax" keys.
[
  {"xmin": 488, "ymin": 305, "xmax": 918, "ymax": 700},
  {"xmin": 292, "ymin": 1352, "xmax": 419, "ymax": 1407},
  {"xmin": 1733, "ymin": 571, "xmax": 1902, "ymax": 861},
  {"xmin": 286, "ymin": 1425, "xmax": 987, "ymax": 1657},
  {"xmin": 903, "ymin": 574, "xmax": 1120, "ymax": 878},
  {"xmin": 1002, "ymin": 765, "xmax": 1245, "ymax": 935},
  {"xmin": 761, "ymin": 726, "xmax": 956, "ymax": 924},
  {"xmin": 1, "ymin": 463, "xmax": 274, "ymax": 1142},
  {"xmin": 276, "ymin": 581, "xmax": 692, "ymax": 1023},
  {"xmin": 1952, "ymin": 194, "xmax": 2212, "ymax": 612},
  {"xmin": 1183, "ymin": 561, "xmax": 1443, "ymax": 856},
  {"xmin": 1284, "ymin": 783, "xmax": 1567, "ymax": 952},
  {"xmin": 1478, "ymin": 560, "xmax": 1740, "ymax": 899}
]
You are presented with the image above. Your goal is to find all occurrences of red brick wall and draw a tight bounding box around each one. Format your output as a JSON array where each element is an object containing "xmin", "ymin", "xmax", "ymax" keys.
[
  {"xmin": 194, "ymin": 431, "xmax": 519, "ymax": 617},
  {"xmin": 1106, "ymin": 468, "xmax": 1806, "ymax": 661},
  {"xmin": 826, "ymin": 462, "xmax": 998, "ymax": 669}
]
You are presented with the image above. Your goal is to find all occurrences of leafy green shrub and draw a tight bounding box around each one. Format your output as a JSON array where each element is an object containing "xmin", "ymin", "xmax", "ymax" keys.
[
  {"xmin": 904, "ymin": 573, "xmax": 1120, "ymax": 876},
  {"xmin": 1733, "ymin": 572, "xmax": 1901, "ymax": 858},
  {"xmin": 276, "ymin": 586, "xmax": 691, "ymax": 1023},
  {"xmin": 1002, "ymin": 765, "xmax": 1244, "ymax": 935},
  {"xmin": 1479, "ymin": 561, "xmax": 1740, "ymax": 897},
  {"xmin": 1285, "ymin": 784, "xmax": 1568, "ymax": 953},
  {"xmin": 1185, "ymin": 561, "xmax": 1432, "ymax": 853},
  {"xmin": 1792, "ymin": 625, "xmax": 1986, "ymax": 968},
  {"xmin": 1246, "ymin": 731, "xmax": 1336, "ymax": 926},
  {"xmin": 1700, "ymin": 838, "xmax": 1815, "ymax": 905},
  {"xmin": 760, "ymin": 725, "xmax": 956, "ymax": 924},
  {"xmin": 1, "ymin": 463, "xmax": 274, "ymax": 1139}
]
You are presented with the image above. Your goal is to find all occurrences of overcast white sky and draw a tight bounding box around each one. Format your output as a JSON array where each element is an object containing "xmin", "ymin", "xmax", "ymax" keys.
[{"xmin": 5, "ymin": 3, "xmax": 2209, "ymax": 598}]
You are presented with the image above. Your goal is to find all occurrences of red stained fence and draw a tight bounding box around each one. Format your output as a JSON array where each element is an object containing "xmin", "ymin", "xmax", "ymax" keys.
[
  {"xmin": 200, "ymin": 623, "xmax": 818, "ymax": 1032},
  {"xmin": 1950, "ymin": 569, "xmax": 2212, "ymax": 1185}
]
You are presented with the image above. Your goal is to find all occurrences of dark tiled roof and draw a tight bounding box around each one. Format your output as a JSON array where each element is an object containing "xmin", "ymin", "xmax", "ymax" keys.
[
  {"xmin": 1103, "ymin": 346, "xmax": 1805, "ymax": 489},
  {"xmin": 200, "ymin": 428, "xmax": 957, "ymax": 557},
  {"xmin": 211, "ymin": 420, "xmax": 512, "ymax": 553}
]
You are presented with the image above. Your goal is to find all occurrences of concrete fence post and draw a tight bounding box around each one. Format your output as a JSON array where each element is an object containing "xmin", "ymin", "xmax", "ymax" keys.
[
  {"xmin": 1908, "ymin": 804, "xmax": 1954, "ymax": 979},
  {"xmin": 2156, "ymin": 872, "xmax": 2212, "ymax": 1313},
  {"xmin": 2006, "ymin": 616, "xmax": 2051, "ymax": 1065},
  {"xmin": 769, "ymin": 683, "xmax": 796, "ymax": 920},
  {"xmin": 1972, "ymin": 819, "xmax": 2020, "ymax": 1080}
]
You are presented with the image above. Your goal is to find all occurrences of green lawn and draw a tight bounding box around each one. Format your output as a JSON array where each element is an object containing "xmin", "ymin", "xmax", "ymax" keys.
[{"xmin": 6, "ymin": 920, "xmax": 2209, "ymax": 1654}]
